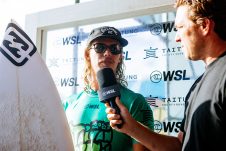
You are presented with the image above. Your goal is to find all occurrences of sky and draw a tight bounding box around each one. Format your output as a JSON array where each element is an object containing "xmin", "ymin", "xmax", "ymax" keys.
[{"xmin": 0, "ymin": 0, "xmax": 74, "ymax": 41}]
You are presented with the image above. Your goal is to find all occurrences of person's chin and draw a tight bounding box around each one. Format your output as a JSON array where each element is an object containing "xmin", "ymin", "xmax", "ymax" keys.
[
  {"xmin": 99, "ymin": 65, "xmax": 110, "ymax": 70},
  {"xmin": 183, "ymin": 52, "xmax": 190, "ymax": 60},
  {"xmin": 99, "ymin": 62, "xmax": 112, "ymax": 68},
  {"xmin": 184, "ymin": 55, "xmax": 190, "ymax": 60}
]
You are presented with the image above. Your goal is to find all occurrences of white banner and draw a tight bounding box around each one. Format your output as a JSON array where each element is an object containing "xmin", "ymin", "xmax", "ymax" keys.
[{"xmin": 45, "ymin": 17, "xmax": 205, "ymax": 136}]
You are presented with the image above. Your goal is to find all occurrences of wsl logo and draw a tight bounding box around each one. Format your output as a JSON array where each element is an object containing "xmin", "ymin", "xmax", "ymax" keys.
[
  {"xmin": 149, "ymin": 23, "xmax": 162, "ymax": 35},
  {"xmin": 154, "ymin": 120, "xmax": 181, "ymax": 133},
  {"xmin": 163, "ymin": 70, "xmax": 190, "ymax": 81},
  {"xmin": 150, "ymin": 71, "xmax": 162, "ymax": 83},
  {"xmin": 62, "ymin": 36, "xmax": 81, "ymax": 45},
  {"xmin": 150, "ymin": 70, "xmax": 190, "ymax": 83},
  {"xmin": 102, "ymin": 89, "xmax": 116, "ymax": 97},
  {"xmin": 123, "ymin": 51, "xmax": 131, "ymax": 61},
  {"xmin": 154, "ymin": 120, "xmax": 162, "ymax": 133},
  {"xmin": 98, "ymin": 84, "xmax": 120, "ymax": 103},
  {"xmin": 0, "ymin": 21, "xmax": 36, "ymax": 66},
  {"xmin": 60, "ymin": 77, "xmax": 79, "ymax": 87},
  {"xmin": 150, "ymin": 22, "xmax": 177, "ymax": 35}
]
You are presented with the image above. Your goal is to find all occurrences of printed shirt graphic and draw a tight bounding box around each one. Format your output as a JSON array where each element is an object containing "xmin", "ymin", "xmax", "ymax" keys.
[{"xmin": 64, "ymin": 86, "xmax": 154, "ymax": 151}]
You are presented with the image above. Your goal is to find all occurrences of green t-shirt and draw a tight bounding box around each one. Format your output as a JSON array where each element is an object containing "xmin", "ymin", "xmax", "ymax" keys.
[{"xmin": 64, "ymin": 85, "xmax": 154, "ymax": 151}]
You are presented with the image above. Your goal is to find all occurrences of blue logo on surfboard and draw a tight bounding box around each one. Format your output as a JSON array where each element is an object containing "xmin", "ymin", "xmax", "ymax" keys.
[{"xmin": 0, "ymin": 22, "xmax": 36, "ymax": 66}]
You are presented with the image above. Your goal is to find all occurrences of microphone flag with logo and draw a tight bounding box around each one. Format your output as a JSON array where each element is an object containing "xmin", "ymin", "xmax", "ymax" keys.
[{"xmin": 97, "ymin": 67, "xmax": 123, "ymax": 128}]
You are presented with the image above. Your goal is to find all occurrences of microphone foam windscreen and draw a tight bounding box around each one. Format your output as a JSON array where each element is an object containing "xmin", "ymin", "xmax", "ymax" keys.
[
  {"xmin": 97, "ymin": 68, "xmax": 120, "ymax": 103},
  {"xmin": 97, "ymin": 67, "xmax": 117, "ymax": 88}
]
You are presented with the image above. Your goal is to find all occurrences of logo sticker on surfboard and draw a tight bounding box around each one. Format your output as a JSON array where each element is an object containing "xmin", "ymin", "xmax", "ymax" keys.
[{"xmin": 0, "ymin": 21, "xmax": 36, "ymax": 66}]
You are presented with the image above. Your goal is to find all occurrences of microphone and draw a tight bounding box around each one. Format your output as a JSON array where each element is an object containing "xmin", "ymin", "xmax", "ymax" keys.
[{"xmin": 97, "ymin": 67, "xmax": 123, "ymax": 128}]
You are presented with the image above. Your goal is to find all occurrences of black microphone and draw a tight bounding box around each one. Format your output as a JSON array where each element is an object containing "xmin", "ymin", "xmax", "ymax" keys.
[{"xmin": 97, "ymin": 67, "xmax": 123, "ymax": 128}]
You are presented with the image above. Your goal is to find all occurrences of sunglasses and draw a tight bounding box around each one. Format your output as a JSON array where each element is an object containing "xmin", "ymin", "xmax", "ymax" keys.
[{"xmin": 90, "ymin": 43, "xmax": 123, "ymax": 55}]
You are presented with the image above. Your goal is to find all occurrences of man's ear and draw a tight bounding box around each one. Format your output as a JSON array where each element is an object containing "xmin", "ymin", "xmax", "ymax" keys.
[{"xmin": 199, "ymin": 18, "xmax": 213, "ymax": 36}]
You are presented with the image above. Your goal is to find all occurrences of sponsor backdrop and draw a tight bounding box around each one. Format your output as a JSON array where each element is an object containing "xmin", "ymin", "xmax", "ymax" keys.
[{"xmin": 44, "ymin": 13, "xmax": 205, "ymax": 136}]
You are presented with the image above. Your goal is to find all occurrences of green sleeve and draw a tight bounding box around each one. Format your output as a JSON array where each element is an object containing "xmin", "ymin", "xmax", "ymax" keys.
[
  {"xmin": 128, "ymin": 93, "xmax": 154, "ymax": 144},
  {"xmin": 130, "ymin": 93, "xmax": 154, "ymax": 130}
]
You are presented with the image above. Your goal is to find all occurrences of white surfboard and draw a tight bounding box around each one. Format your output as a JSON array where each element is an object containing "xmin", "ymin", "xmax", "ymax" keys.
[{"xmin": 0, "ymin": 20, "xmax": 74, "ymax": 150}]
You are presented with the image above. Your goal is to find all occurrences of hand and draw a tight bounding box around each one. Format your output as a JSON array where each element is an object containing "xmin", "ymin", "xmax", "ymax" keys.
[{"xmin": 105, "ymin": 97, "xmax": 137, "ymax": 135}]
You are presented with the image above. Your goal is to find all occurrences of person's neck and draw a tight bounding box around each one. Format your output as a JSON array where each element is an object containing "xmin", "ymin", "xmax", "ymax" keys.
[
  {"xmin": 204, "ymin": 50, "xmax": 226, "ymax": 66},
  {"xmin": 204, "ymin": 38, "xmax": 226, "ymax": 66}
]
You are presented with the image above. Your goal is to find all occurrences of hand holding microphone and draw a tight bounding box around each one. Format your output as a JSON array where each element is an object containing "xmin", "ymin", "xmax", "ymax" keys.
[{"xmin": 97, "ymin": 67, "xmax": 123, "ymax": 128}]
